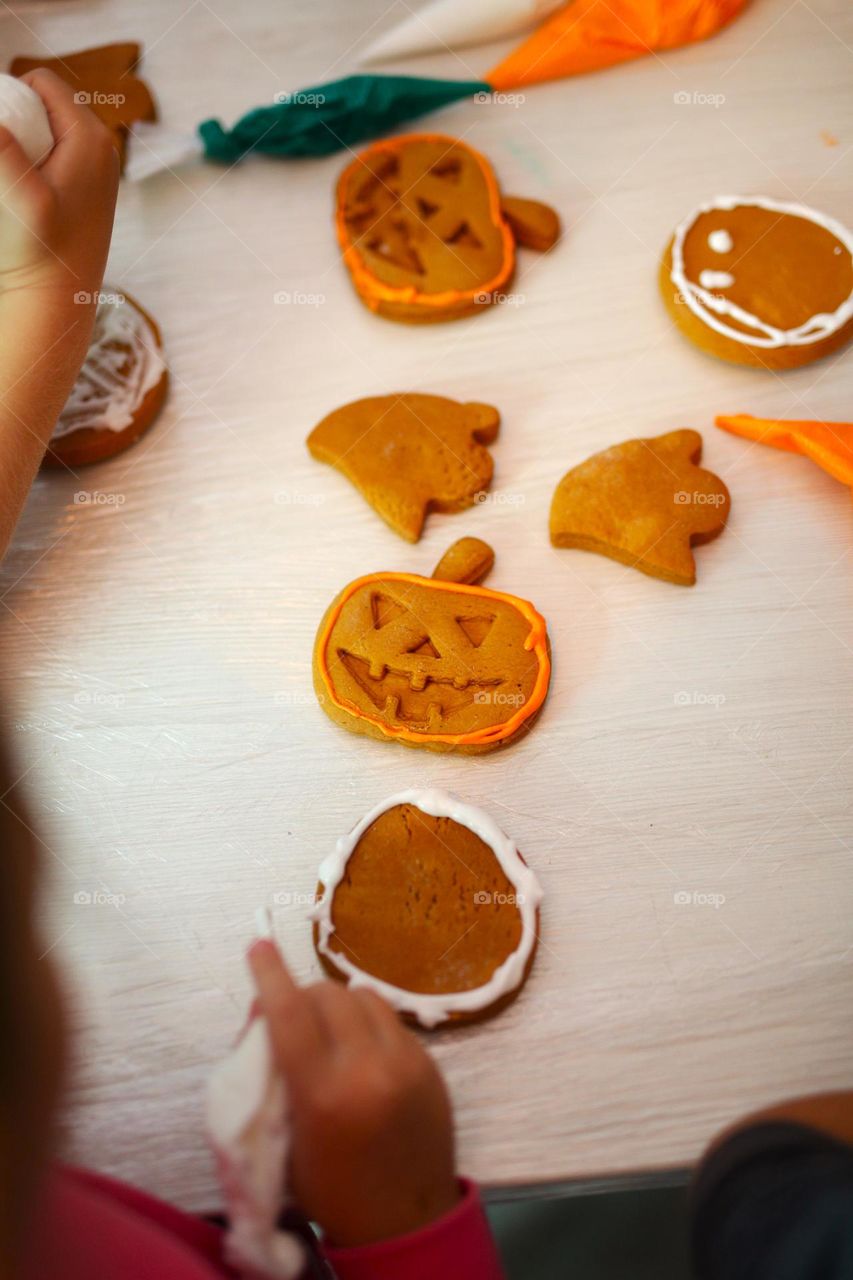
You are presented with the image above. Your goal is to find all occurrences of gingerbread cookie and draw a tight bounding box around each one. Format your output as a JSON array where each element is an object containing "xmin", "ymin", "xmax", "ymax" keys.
[
  {"xmin": 11, "ymin": 43, "xmax": 156, "ymax": 171},
  {"xmin": 335, "ymin": 133, "xmax": 560, "ymax": 322},
  {"xmin": 307, "ymin": 394, "xmax": 499, "ymax": 541},
  {"xmin": 313, "ymin": 536, "xmax": 550, "ymax": 753},
  {"xmin": 661, "ymin": 196, "xmax": 853, "ymax": 370},
  {"xmin": 550, "ymin": 430, "xmax": 730, "ymax": 586},
  {"xmin": 44, "ymin": 290, "xmax": 168, "ymax": 469},
  {"xmin": 311, "ymin": 789, "xmax": 542, "ymax": 1028}
]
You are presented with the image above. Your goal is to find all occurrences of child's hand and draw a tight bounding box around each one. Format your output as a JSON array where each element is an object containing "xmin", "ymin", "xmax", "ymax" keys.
[
  {"xmin": 0, "ymin": 68, "xmax": 118, "ymax": 296},
  {"xmin": 0, "ymin": 70, "xmax": 119, "ymax": 553},
  {"xmin": 249, "ymin": 940, "xmax": 460, "ymax": 1248}
]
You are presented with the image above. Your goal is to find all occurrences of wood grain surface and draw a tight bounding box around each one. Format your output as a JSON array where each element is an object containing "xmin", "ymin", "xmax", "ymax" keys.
[{"xmin": 1, "ymin": 0, "xmax": 851, "ymax": 1211}]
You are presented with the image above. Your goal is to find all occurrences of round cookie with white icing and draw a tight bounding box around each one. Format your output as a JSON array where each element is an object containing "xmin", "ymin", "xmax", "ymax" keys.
[
  {"xmin": 45, "ymin": 289, "xmax": 168, "ymax": 468},
  {"xmin": 311, "ymin": 789, "xmax": 542, "ymax": 1028},
  {"xmin": 660, "ymin": 196, "xmax": 853, "ymax": 370}
]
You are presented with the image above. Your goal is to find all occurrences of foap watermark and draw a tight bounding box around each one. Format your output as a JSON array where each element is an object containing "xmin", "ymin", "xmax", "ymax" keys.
[
  {"xmin": 674, "ymin": 490, "xmax": 727, "ymax": 506},
  {"xmin": 473, "ymin": 489, "xmax": 525, "ymax": 507},
  {"xmin": 273, "ymin": 691, "xmax": 315, "ymax": 707},
  {"xmin": 272, "ymin": 890, "xmax": 318, "ymax": 907},
  {"xmin": 674, "ymin": 690, "xmax": 726, "ymax": 708},
  {"xmin": 673, "ymin": 890, "xmax": 726, "ymax": 909},
  {"xmin": 472, "ymin": 690, "xmax": 526, "ymax": 708},
  {"xmin": 473, "ymin": 290, "xmax": 525, "ymax": 307},
  {"xmin": 473, "ymin": 89, "xmax": 526, "ymax": 107},
  {"xmin": 473, "ymin": 890, "xmax": 526, "ymax": 905},
  {"xmin": 274, "ymin": 489, "xmax": 324, "ymax": 506},
  {"xmin": 74, "ymin": 690, "xmax": 126, "ymax": 709},
  {"xmin": 273, "ymin": 90, "xmax": 326, "ymax": 106},
  {"xmin": 273, "ymin": 290, "xmax": 326, "ymax": 307},
  {"xmin": 73, "ymin": 491, "xmax": 126, "ymax": 508},
  {"xmin": 73, "ymin": 290, "xmax": 125, "ymax": 306},
  {"xmin": 673, "ymin": 90, "xmax": 725, "ymax": 108},
  {"xmin": 73, "ymin": 889, "xmax": 126, "ymax": 907},
  {"xmin": 74, "ymin": 90, "xmax": 126, "ymax": 107}
]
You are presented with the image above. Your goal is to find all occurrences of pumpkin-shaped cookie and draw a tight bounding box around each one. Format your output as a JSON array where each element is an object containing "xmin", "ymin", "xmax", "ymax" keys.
[
  {"xmin": 335, "ymin": 132, "xmax": 559, "ymax": 323},
  {"xmin": 311, "ymin": 789, "xmax": 543, "ymax": 1027},
  {"xmin": 313, "ymin": 538, "xmax": 551, "ymax": 753}
]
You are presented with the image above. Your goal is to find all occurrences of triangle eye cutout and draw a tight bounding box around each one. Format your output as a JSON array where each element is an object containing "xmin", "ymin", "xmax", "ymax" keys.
[
  {"xmin": 416, "ymin": 196, "xmax": 439, "ymax": 218},
  {"xmin": 456, "ymin": 616, "xmax": 495, "ymax": 648},
  {"xmin": 371, "ymin": 592, "xmax": 408, "ymax": 629},
  {"xmin": 406, "ymin": 637, "xmax": 441, "ymax": 659},
  {"xmin": 446, "ymin": 220, "xmax": 483, "ymax": 249}
]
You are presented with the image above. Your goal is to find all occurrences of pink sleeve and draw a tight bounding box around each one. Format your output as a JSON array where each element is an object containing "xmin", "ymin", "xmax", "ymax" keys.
[{"xmin": 323, "ymin": 1179, "xmax": 506, "ymax": 1280}]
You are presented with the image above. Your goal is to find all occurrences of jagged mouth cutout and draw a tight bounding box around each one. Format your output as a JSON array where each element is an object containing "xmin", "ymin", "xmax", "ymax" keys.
[
  {"xmin": 336, "ymin": 590, "xmax": 502, "ymax": 729},
  {"xmin": 347, "ymin": 151, "xmax": 485, "ymax": 277}
]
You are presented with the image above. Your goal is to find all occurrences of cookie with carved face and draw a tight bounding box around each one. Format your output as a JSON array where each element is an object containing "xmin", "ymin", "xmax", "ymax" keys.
[
  {"xmin": 311, "ymin": 790, "xmax": 543, "ymax": 1027},
  {"xmin": 336, "ymin": 133, "xmax": 560, "ymax": 322},
  {"xmin": 313, "ymin": 538, "xmax": 551, "ymax": 753},
  {"xmin": 661, "ymin": 196, "xmax": 853, "ymax": 369},
  {"xmin": 44, "ymin": 289, "xmax": 168, "ymax": 469}
]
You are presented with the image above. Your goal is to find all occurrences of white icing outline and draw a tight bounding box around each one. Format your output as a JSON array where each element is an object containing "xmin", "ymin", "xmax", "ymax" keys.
[
  {"xmin": 310, "ymin": 788, "xmax": 543, "ymax": 1028},
  {"xmin": 670, "ymin": 195, "xmax": 853, "ymax": 349},
  {"xmin": 53, "ymin": 292, "xmax": 166, "ymax": 440}
]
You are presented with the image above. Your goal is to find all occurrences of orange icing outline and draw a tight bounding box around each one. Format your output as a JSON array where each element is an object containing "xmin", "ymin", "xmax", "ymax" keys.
[
  {"xmin": 335, "ymin": 133, "xmax": 516, "ymax": 312},
  {"xmin": 317, "ymin": 571, "xmax": 550, "ymax": 745}
]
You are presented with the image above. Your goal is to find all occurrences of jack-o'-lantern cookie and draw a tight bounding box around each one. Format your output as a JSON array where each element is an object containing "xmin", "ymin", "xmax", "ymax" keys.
[
  {"xmin": 313, "ymin": 536, "xmax": 550, "ymax": 752},
  {"xmin": 336, "ymin": 133, "xmax": 560, "ymax": 322},
  {"xmin": 307, "ymin": 393, "xmax": 500, "ymax": 541},
  {"xmin": 661, "ymin": 196, "xmax": 853, "ymax": 369},
  {"xmin": 550, "ymin": 430, "xmax": 730, "ymax": 586},
  {"xmin": 44, "ymin": 289, "xmax": 168, "ymax": 469},
  {"xmin": 311, "ymin": 789, "xmax": 542, "ymax": 1028},
  {"xmin": 11, "ymin": 43, "xmax": 156, "ymax": 171}
]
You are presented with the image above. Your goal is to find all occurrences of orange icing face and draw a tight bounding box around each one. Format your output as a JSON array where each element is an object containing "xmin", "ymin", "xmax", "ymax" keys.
[
  {"xmin": 315, "ymin": 572, "xmax": 550, "ymax": 746},
  {"xmin": 335, "ymin": 133, "xmax": 515, "ymax": 316}
]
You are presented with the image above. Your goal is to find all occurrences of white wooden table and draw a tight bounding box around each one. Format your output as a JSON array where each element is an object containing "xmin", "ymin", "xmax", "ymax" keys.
[{"xmin": 2, "ymin": 0, "xmax": 852, "ymax": 1212}]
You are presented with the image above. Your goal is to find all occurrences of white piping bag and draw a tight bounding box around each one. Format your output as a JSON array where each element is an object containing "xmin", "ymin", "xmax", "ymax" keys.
[
  {"xmin": 360, "ymin": 0, "xmax": 566, "ymax": 63},
  {"xmin": 206, "ymin": 910, "xmax": 304, "ymax": 1279}
]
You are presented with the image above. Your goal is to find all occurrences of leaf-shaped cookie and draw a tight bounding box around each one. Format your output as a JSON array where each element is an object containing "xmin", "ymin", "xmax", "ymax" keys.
[
  {"xmin": 549, "ymin": 429, "xmax": 730, "ymax": 585},
  {"xmin": 307, "ymin": 393, "xmax": 499, "ymax": 541}
]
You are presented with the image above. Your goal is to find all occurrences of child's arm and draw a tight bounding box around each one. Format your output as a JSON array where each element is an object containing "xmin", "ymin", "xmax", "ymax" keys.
[
  {"xmin": 0, "ymin": 70, "xmax": 118, "ymax": 556},
  {"xmin": 249, "ymin": 941, "xmax": 507, "ymax": 1278}
]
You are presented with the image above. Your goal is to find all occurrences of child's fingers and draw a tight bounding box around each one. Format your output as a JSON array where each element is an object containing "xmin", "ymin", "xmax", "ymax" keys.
[
  {"xmin": 352, "ymin": 987, "xmax": 406, "ymax": 1046},
  {"xmin": 248, "ymin": 939, "xmax": 329, "ymax": 1080},
  {"xmin": 309, "ymin": 981, "xmax": 383, "ymax": 1054},
  {"xmin": 24, "ymin": 68, "xmax": 116, "ymax": 189}
]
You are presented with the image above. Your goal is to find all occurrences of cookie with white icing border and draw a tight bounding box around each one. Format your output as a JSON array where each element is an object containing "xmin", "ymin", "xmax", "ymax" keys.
[
  {"xmin": 660, "ymin": 196, "xmax": 853, "ymax": 370},
  {"xmin": 311, "ymin": 789, "xmax": 542, "ymax": 1028},
  {"xmin": 44, "ymin": 289, "xmax": 168, "ymax": 468}
]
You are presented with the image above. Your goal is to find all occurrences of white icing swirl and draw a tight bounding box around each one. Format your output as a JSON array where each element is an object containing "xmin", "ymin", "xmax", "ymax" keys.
[
  {"xmin": 670, "ymin": 195, "xmax": 853, "ymax": 349},
  {"xmin": 310, "ymin": 788, "xmax": 543, "ymax": 1028},
  {"xmin": 52, "ymin": 292, "xmax": 166, "ymax": 440}
]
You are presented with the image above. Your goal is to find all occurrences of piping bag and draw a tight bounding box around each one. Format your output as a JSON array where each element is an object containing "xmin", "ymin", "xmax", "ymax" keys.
[
  {"xmin": 206, "ymin": 909, "xmax": 304, "ymax": 1279},
  {"xmin": 126, "ymin": 0, "xmax": 749, "ymax": 179}
]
